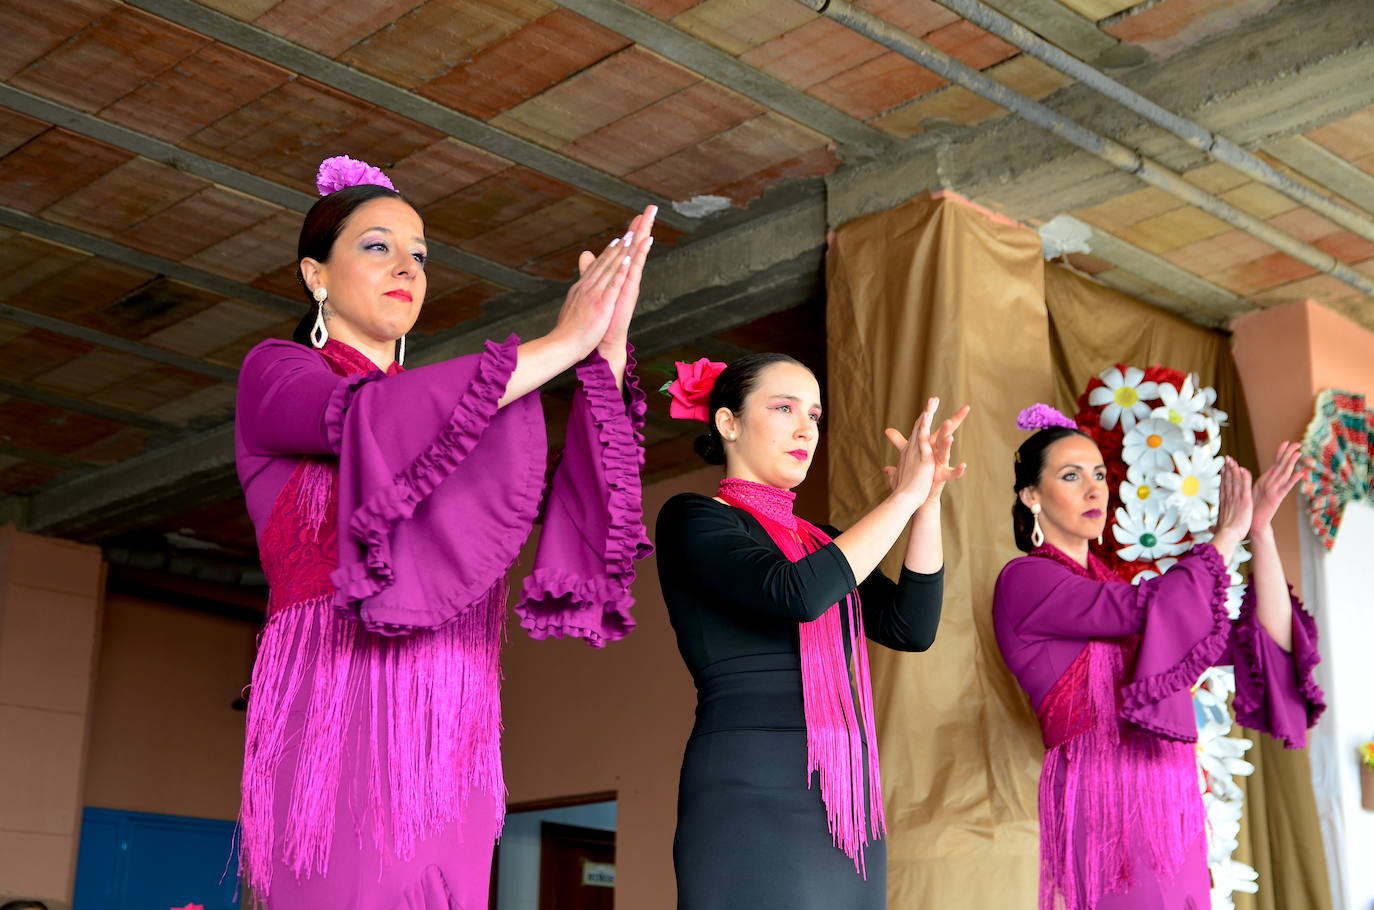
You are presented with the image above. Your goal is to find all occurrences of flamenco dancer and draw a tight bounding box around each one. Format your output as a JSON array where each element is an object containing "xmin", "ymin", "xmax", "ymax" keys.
[
  {"xmin": 655, "ymin": 354, "xmax": 970, "ymax": 908},
  {"xmin": 994, "ymin": 405, "xmax": 1324, "ymax": 910},
  {"xmin": 234, "ymin": 156, "xmax": 655, "ymax": 908}
]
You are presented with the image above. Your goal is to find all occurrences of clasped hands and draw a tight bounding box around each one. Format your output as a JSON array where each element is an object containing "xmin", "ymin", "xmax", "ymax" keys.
[
  {"xmin": 549, "ymin": 205, "xmax": 658, "ymax": 363},
  {"xmin": 1214, "ymin": 440, "xmax": 1305, "ymax": 542},
  {"xmin": 882, "ymin": 398, "xmax": 972, "ymax": 509}
]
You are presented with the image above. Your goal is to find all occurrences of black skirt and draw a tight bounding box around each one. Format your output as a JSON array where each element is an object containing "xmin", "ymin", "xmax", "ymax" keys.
[{"xmin": 672, "ymin": 654, "xmax": 886, "ymax": 910}]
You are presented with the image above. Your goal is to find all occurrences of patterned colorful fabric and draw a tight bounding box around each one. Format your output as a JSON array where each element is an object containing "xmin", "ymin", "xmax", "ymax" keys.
[{"xmin": 1299, "ymin": 389, "xmax": 1371, "ymax": 550}]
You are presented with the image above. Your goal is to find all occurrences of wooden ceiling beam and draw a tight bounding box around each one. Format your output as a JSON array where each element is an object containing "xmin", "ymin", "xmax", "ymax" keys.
[
  {"xmin": 0, "ymin": 85, "xmax": 547, "ymax": 294},
  {"xmin": 125, "ymin": 0, "xmax": 698, "ymax": 232}
]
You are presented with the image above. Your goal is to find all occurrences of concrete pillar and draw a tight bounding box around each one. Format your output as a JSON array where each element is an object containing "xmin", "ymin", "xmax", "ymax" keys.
[
  {"xmin": 0, "ymin": 526, "xmax": 104, "ymax": 908},
  {"xmin": 1231, "ymin": 300, "xmax": 1374, "ymax": 910}
]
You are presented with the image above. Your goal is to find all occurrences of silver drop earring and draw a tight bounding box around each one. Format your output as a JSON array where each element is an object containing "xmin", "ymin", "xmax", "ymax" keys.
[
  {"xmin": 1031, "ymin": 503, "xmax": 1045, "ymax": 548},
  {"xmin": 397, "ymin": 333, "xmax": 406, "ymax": 367},
  {"xmin": 311, "ymin": 287, "xmax": 329, "ymax": 349}
]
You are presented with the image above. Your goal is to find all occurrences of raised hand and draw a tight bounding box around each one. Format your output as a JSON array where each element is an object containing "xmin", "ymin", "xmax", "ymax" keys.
[
  {"xmin": 1251, "ymin": 440, "xmax": 1304, "ymax": 534},
  {"xmin": 551, "ymin": 226, "xmax": 640, "ymax": 359},
  {"xmin": 1210, "ymin": 456, "xmax": 1254, "ymax": 564},
  {"xmin": 882, "ymin": 398, "xmax": 939, "ymax": 507},
  {"xmin": 592, "ymin": 205, "xmax": 656, "ymax": 359},
  {"xmin": 924, "ymin": 404, "xmax": 971, "ymax": 504}
]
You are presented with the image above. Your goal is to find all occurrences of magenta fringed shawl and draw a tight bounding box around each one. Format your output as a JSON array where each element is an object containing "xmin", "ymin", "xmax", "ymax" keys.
[
  {"xmin": 716, "ymin": 478, "xmax": 884, "ymax": 875},
  {"xmin": 1028, "ymin": 547, "xmax": 1206, "ymax": 910}
]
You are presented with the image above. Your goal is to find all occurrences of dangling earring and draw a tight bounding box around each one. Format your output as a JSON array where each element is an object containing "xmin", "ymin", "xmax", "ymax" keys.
[
  {"xmin": 1097, "ymin": 531, "xmax": 1104, "ymax": 546},
  {"xmin": 311, "ymin": 287, "xmax": 329, "ymax": 349},
  {"xmin": 1030, "ymin": 503, "xmax": 1045, "ymax": 548},
  {"xmin": 397, "ymin": 334, "xmax": 406, "ymax": 367}
]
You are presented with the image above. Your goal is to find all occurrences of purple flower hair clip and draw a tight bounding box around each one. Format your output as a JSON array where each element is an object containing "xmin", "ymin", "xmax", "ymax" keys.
[
  {"xmin": 315, "ymin": 155, "xmax": 395, "ymax": 196},
  {"xmin": 1016, "ymin": 403, "xmax": 1078, "ymax": 431}
]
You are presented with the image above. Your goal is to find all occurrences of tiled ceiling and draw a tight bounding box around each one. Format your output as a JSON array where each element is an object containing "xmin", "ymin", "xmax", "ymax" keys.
[{"xmin": 0, "ymin": 0, "xmax": 1370, "ymax": 564}]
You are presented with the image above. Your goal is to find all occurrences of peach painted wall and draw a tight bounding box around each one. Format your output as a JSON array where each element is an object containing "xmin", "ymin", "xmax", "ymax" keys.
[
  {"xmin": 82, "ymin": 594, "xmax": 258, "ymax": 822},
  {"xmin": 0, "ymin": 527, "xmax": 104, "ymax": 909},
  {"xmin": 1230, "ymin": 300, "xmax": 1374, "ymax": 583}
]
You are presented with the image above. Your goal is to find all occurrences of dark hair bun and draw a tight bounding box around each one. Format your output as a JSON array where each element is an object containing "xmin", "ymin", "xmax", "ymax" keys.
[{"xmin": 694, "ymin": 432, "xmax": 725, "ymax": 466}]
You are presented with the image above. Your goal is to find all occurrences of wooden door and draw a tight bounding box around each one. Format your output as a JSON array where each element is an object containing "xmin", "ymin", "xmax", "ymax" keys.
[{"xmin": 537, "ymin": 821, "xmax": 615, "ymax": 910}]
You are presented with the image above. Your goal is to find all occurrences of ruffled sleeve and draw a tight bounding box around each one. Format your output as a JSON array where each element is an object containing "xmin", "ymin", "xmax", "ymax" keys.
[
  {"xmin": 1229, "ymin": 585, "xmax": 1325, "ymax": 748},
  {"xmin": 329, "ymin": 335, "xmax": 548, "ymax": 634},
  {"xmin": 513, "ymin": 345, "xmax": 653, "ymax": 647},
  {"xmin": 1118, "ymin": 542, "xmax": 1232, "ymax": 740}
]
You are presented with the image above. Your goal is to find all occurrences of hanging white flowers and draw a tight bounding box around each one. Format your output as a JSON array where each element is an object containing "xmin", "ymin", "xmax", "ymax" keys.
[{"xmin": 1075, "ymin": 363, "xmax": 1255, "ymax": 910}]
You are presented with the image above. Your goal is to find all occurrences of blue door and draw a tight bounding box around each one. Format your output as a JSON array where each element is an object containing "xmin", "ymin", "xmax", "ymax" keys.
[{"xmin": 74, "ymin": 808, "xmax": 239, "ymax": 910}]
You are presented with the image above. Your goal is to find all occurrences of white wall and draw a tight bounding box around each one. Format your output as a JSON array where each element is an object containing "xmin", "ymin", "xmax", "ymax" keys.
[
  {"xmin": 1303, "ymin": 501, "xmax": 1374, "ymax": 910},
  {"xmin": 496, "ymin": 800, "xmax": 618, "ymax": 910}
]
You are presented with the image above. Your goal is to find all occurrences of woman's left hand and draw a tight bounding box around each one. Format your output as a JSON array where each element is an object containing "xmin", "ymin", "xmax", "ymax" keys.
[
  {"xmin": 1250, "ymin": 440, "xmax": 1304, "ymax": 535},
  {"xmin": 587, "ymin": 205, "xmax": 657, "ymax": 360},
  {"xmin": 883, "ymin": 403, "xmax": 970, "ymax": 506}
]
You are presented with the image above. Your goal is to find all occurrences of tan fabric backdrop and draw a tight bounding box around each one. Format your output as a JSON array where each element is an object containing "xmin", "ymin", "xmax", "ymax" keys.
[
  {"xmin": 826, "ymin": 193, "xmax": 1329, "ymax": 908},
  {"xmin": 827, "ymin": 192, "xmax": 1052, "ymax": 906}
]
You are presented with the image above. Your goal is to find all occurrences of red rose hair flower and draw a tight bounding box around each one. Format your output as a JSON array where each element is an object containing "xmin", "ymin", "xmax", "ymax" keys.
[{"xmin": 667, "ymin": 358, "xmax": 727, "ymax": 422}]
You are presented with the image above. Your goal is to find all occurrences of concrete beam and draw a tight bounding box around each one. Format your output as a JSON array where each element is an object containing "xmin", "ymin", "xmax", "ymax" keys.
[
  {"xmin": 0, "ymin": 204, "xmax": 301, "ymax": 316},
  {"xmin": 950, "ymin": 0, "xmax": 1117, "ymax": 63},
  {"xmin": 0, "ymin": 378, "xmax": 180, "ymax": 434},
  {"xmin": 1263, "ymin": 135, "xmax": 1374, "ymax": 218},
  {"xmin": 551, "ymin": 0, "xmax": 891, "ymax": 154},
  {"xmin": 126, "ymin": 0, "xmax": 698, "ymax": 232},
  {"xmin": 0, "ymin": 303, "xmax": 238, "ymax": 383},
  {"xmin": 0, "ymin": 85, "xmax": 547, "ymax": 293}
]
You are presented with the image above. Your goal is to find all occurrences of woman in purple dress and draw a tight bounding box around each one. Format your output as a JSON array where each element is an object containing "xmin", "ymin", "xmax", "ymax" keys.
[
  {"xmin": 992, "ymin": 407, "xmax": 1324, "ymax": 910},
  {"xmin": 233, "ymin": 157, "xmax": 655, "ymax": 909}
]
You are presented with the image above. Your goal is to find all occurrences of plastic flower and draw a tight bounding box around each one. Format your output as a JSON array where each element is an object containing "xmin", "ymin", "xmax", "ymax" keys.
[
  {"xmin": 1157, "ymin": 449, "xmax": 1223, "ymax": 531},
  {"xmin": 1088, "ymin": 366, "xmax": 1160, "ymax": 431},
  {"xmin": 1119, "ymin": 463, "xmax": 1168, "ymax": 519},
  {"xmin": 1113, "ymin": 506, "xmax": 1187, "ymax": 562},
  {"xmin": 316, "ymin": 155, "xmax": 395, "ymax": 196},
  {"xmin": 1130, "ymin": 556, "xmax": 1178, "ymax": 585},
  {"xmin": 1151, "ymin": 376, "xmax": 1209, "ymax": 433},
  {"xmin": 665, "ymin": 358, "xmax": 727, "ymax": 422},
  {"xmin": 1122, "ymin": 417, "xmax": 1188, "ymax": 473},
  {"xmin": 1016, "ymin": 403, "xmax": 1077, "ymax": 431}
]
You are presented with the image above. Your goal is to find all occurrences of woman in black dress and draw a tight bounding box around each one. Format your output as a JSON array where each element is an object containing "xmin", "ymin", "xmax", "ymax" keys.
[{"xmin": 656, "ymin": 353, "xmax": 967, "ymax": 909}]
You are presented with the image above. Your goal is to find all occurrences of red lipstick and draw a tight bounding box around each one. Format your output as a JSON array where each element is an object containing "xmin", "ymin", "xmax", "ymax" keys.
[
  {"xmin": 787, "ymin": 449, "xmax": 808, "ymax": 462},
  {"xmin": 1082, "ymin": 508, "xmax": 1103, "ymax": 519},
  {"xmin": 384, "ymin": 289, "xmax": 413, "ymax": 302}
]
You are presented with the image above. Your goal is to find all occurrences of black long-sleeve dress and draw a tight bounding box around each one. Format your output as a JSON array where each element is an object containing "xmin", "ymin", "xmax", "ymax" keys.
[{"xmin": 655, "ymin": 492, "xmax": 945, "ymax": 909}]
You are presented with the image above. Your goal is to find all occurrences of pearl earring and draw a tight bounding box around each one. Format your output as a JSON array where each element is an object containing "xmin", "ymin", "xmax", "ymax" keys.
[
  {"xmin": 1030, "ymin": 503, "xmax": 1045, "ymax": 548},
  {"xmin": 310, "ymin": 287, "xmax": 328, "ymax": 349}
]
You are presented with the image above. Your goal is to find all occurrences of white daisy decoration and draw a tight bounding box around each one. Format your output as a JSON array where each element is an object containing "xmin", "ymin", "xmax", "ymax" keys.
[
  {"xmin": 1156, "ymin": 449, "xmax": 1223, "ymax": 532},
  {"xmin": 1113, "ymin": 507, "xmax": 1188, "ymax": 561},
  {"xmin": 1150, "ymin": 376, "xmax": 1209, "ymax": 433},
  {"xmin": 1118, "ymin": 463, "xmax": 1169, "ymax": 519},
  {"xmin": 1088, "ymin": 366, "xmax": 1160, "ymax": 431},
  {"xmin": 1130, "ymin": 556, "xmax": 1179, "ymax": 585},
  {"xmin": 1121, "ymin": 416, "xmax": 1189, "ymax": 473}
]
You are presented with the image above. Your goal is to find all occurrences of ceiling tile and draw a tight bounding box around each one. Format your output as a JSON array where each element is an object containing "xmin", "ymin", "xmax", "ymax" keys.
[
  {"xmin": 0, "ymin": 0, "xmax": 117, "ymax": 81},
  {"xmin": 924, "ymin": 19, "xmax": 1018, "ymax": 70},
  {"xmin": 10, "ymin": 6, "xmax": 209, "ymax": 113},
  {"xmin": 461, "ymin": 193, "xmax": 633, "ymax": 267},
  {"xmin": 808, "ymin": 52, "xmax": 946, "ymax": 121},
  {"xmin": 389, "ymin": 140, "xmax": 511, "ymax": 208},
  {"xmin": 182, "ymin": 211, "xmax": 301, "ymax": 282},
  {"xmin": 423, "ymin": 167, "xmax": 577, "ymax": 244},
  {"xmin": 672, "ymin": 0, "xmax": 817, "ymax": 56},
  {"xmin": 100, "ymin": 42, "xmax": 292, "ymax": 144},
  {"xmin": 0, "ymin": 109, "xmax": 49, "ymax": 158},
  {"xmin": 122, "ymin": 186, "xmax": 284, "ymax": 261},
  {"xmin": 0, "ymin": 128, "xmax": 132, "ymax": 213},
  {"xmin": 42, "ymin": 157, "xmax": 209, "ymax": 238},
  {"xmin": 340, "ymin": 0, "xmax": 556, "ymax": 89},
  {"xmin": 420, "ymin": 9, "xmax": 631, "ymax": 120},
  {"xmin": 254, "ymin": 0, "xmax": 422, "ymax": 57},
  {"xmin": 1305, "ymin": 105, "xmax": 1374, "ymax": 162},
  {"xmin": 739, "ymin": 18, "xmax": 885, "ymax": 91},
  {"xmin": 491, "ymin": 47, "xmax": 699, "ymax": 148},
  {"xmin": 560, "ymin": 83, "xmax": 763, "ymax": 177}
]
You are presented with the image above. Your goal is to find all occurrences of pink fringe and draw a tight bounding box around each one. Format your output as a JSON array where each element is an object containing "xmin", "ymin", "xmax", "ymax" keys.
[
  {"xmin": 1037, "ymin": 640, "xmax": 1203, "ymax": 910},
  {"xmin": 239, "ymin": 584, "xmax": 506, "ymax": 895}
]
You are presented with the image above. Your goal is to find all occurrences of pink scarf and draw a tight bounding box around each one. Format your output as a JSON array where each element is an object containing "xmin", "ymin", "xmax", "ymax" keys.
[{"xmin": 717, "ymin": 477, "xmax": 885, "ymax": 875}]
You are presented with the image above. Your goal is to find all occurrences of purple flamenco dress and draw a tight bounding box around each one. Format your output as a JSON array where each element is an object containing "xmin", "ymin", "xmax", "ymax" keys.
[
  {"xmin": 234, "ymin": 336, "xmax": 651, "ymax": 909},
  {"xmin": 993, "ymin": 543, "xmax": 1323, "ymax": 910}
]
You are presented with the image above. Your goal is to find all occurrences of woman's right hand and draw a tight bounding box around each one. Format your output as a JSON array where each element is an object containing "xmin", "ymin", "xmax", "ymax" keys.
[{"xmin": 1209, "ymin": 456, "xmax": 1253, "ymax": 564}]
